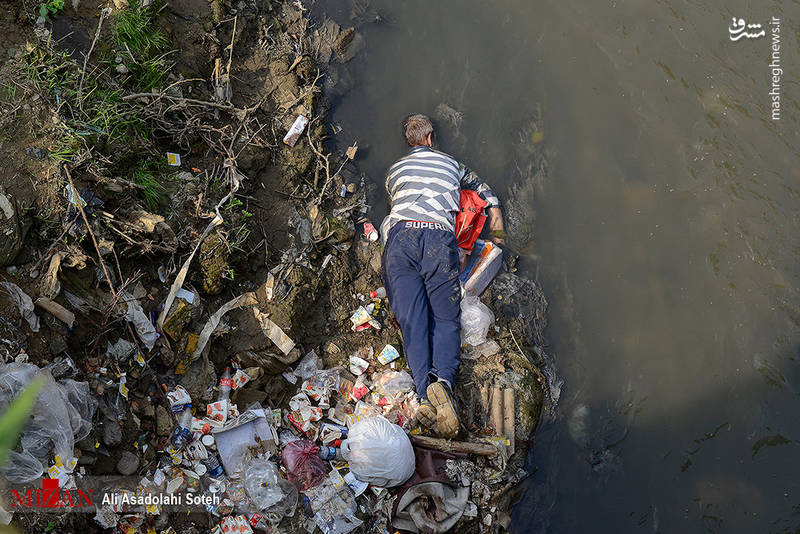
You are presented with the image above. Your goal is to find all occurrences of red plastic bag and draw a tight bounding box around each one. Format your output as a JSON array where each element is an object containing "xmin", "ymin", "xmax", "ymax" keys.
[
  {"xmin": 281, "ymin": 439, "xmax": 326, "ymax": 490},
  {"xmin": 455, "ymin": 190, "xmax": 488, "ymax": 251}
]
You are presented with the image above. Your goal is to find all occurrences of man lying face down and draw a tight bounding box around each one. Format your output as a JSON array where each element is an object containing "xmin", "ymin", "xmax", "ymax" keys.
[{"xmin": 380, "ymin": 114, "xmax": 504, "ymax": 438}]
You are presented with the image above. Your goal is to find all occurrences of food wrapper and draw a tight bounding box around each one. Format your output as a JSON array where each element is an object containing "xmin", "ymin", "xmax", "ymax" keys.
[
  {"xmin": 168, "ymin": 386, "xmax": 192, "ymax": 413},
  {"xmin": 207, "ymin": 399, "xmax": 230, "ymax": 424},
  {"xmin": 288, "ymin": 406, "xmax": 323, "ymax": 433},
  {"xmin": 289, "ymin": 391, "xmax": 311, "ymax": 411},
  {"xmin": 282, "ymin": 115, "xmax": 308, "ymax": 147},
  {"xmin": 351, "ymin": 375, "xmax": 370, "ymax": 401},
  {"xmin": 232, "ymin": 369, "xmax": 251, "ymax": 389},
  {"xmin": 349, "ymin": 306, "xmax": 372, "ymax": 329},
  {"xmin": 220, "ymin": 514, "xmax": 253, "ymax": 534},
  {"xmin": 348, "ymin": 355, "xmax": 369, "ymax": 376},
  {"xmin": 377, "ymin": 344, "xmax": 400, "ymax": 365}
]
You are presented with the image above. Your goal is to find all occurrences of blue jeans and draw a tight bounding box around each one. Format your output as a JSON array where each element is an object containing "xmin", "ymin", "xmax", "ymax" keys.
[{"xmin": 382, "ymin": 222, "xmax": 461, "ymax": 397}]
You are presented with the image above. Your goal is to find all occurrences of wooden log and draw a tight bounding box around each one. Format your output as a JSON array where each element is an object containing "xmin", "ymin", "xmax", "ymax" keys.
[
  {"xmin": 479, "ymin": 383, "xmax": 490, "ymax": 426},
  {"xmin": 410, "ymin": 435, "xmax": 498, "ymax": 457},
  {"xmin": 490, "ymin": 385, "xmax": 504, "ymax": 436},
  {"xmin": 34, "ymin": 297, "xmax": 75, "ymax": 328},
  {"xmin": 503, "ymin": 388, "xmax": 515, "ymax": 455}
]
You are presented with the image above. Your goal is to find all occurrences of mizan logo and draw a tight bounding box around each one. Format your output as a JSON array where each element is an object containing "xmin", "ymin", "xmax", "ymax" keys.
[{"xmin": 10, "ymin": 478, "xmax": 94, "ymax": 509}]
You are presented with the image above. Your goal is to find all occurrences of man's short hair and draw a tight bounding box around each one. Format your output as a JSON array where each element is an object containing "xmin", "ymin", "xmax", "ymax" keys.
[{"xmin": 403, "ymin": 114, "xmax": 434, "ymax": 146}]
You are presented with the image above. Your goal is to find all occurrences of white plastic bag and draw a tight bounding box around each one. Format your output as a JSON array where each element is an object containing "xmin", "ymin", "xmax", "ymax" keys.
[
  {"xmin": 341, "ymin": 416, "xmax": 414, "ymax": 487},
  {"xmin": 460, "ymin": 296, "xmax": 494, "ymax": 346}
]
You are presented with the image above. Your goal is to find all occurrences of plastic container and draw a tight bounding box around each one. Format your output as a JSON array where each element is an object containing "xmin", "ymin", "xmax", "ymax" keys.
[
  {"xmin": 317, "ymin": 446, "xmax": 340, "ymax": 461},
  {"xmin": 369, "ymin": 287, "xmax": 386, "ymax": 299},
  {"xmin": 218, "ymin": 368, "xmax": 232, "ymax": 401},
  {"xmin": 459, "ymin": 239, "xmax": 503, "ymax": 296},
  {"xmin": 171, "ymin": 407, "xmax": 194, "ymax": 449},
  {"xmin": 204, "ymin": 454, "xmax": 225, "ymax": 478}
]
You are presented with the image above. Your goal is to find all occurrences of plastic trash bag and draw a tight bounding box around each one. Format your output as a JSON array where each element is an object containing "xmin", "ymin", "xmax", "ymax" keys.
[
  {"xmin": 307, "ymin": 472, "xmax": 362, "ymax": 534},
  {"xmin": 372, "ymin": 370, "xmax": 414, "ymax": 397},
  {"xmin": 460, "ymin": 296, "xmax": 494, "ymax": 346},
  {"xmin": 295, "ymin": 350, "xmax": 322, "ymax": 380},
  {"xmin": 2, "ymin": 450, "xmax": 43, "ymax": 483},
  {"xmin": 341, "ymin": 416, "xmax": 415, "ymax": 487},
  {"xmin": 60, "ymin": 379, "xmax": 98, "ymax": 442},
  {"xmin": 243, "ymin": 456, "xmax": 298, "ymax": 518},
  {"xmin": 282, "ymin": 440, "xmax": 327, "ymax": 490},
  {"xmin": 0, "ymin": 363, "xmax": 97, "ymax": 482}
]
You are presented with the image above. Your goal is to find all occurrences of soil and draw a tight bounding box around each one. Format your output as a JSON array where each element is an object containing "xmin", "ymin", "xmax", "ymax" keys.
[{"xmin": 0, "ymin": 1, "xmax": 551, "ymax": 533}]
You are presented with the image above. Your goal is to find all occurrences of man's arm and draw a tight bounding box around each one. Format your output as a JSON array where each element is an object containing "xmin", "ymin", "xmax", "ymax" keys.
[{"xmin": 459, "ymin": 165, "xmax": 506, "ymax": 245}]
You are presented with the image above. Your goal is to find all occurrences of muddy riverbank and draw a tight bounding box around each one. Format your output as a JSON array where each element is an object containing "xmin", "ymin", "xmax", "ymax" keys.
[{"xmin": 0, "ymin": 1, "xmax": 550, "ymax": 532}]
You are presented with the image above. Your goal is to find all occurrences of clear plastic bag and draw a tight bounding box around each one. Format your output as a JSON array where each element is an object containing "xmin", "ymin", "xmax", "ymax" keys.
[
  {"xmin": 307, "ymin": 473, "xmax": 362, "ymax": 534},
  {"xmin": 460, "ymin": 296, "xmax": 494, "ymax": 346},
  {"xmin": 1, "ymin": 450, "xmax": 43, "ymax": 483},
  {"xmin": 340, "ymin": 416, "xmax": 415, "ymax": 487},
  {"xmin": 0, "ymin": 363, "xmax": 97, "ymax": 479},
  {"xmin": 243, "ymin": 456, "xmax": 297, "ymax": 518},
  {"xmin": 372, "ymin": 370, "xmax": 414, "ymax": 397},
  {"xmin": 281, "ymin": 439, "xmax": 327, "ymax": 490},
  {"xmin": 294, "ymin": 350, "xmax": 322, "ymax": 380}
]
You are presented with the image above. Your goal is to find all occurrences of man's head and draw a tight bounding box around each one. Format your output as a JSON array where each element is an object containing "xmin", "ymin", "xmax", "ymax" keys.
[{"xmin": 403, "ymin": 114, "xmax": 434, "ymax": 147}]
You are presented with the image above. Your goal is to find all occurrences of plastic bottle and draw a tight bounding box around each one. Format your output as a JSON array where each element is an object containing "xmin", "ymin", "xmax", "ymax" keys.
[
  {"xmin": 369, "ymin": 287, "xmax": 386, "ymax": 299},
  {"xmin": 317, "ymin": 446, "xmax": 341, "ymax": 461},
  {"xmin": 204, "ymin": 454, "xmax": 225, "ymax": 478},
  {"xmin": 218, "ymin": 368, "xmax": 233, "ymax": 401},
  {"xmin": 171, "ymin": 406, "xmax": 194, "ymax": 449}
]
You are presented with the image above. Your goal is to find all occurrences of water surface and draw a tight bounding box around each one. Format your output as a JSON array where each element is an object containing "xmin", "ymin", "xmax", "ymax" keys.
[{"xmin": 317, "ymin": 1, "xmax": 800, "ymax": 532}]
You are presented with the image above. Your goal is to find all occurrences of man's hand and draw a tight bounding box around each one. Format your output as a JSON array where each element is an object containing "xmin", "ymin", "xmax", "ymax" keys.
[{"xmin": 486, "ymin": 207, "xmax": 505, "ymax": 246}]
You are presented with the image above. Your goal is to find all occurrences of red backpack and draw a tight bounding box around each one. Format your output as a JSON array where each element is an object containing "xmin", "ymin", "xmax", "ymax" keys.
[{"xmin": 455, "ymin": 190, "xmax": 488, "ymax": 251}]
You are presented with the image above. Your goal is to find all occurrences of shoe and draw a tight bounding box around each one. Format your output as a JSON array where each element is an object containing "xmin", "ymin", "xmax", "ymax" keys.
[
  {"xmin": 427, "ymin": 381, "xmax": 460, "ymax": 438},
  {"xmin": 416, "ymin": 399, "xmax": 437, "ymax": 430}
]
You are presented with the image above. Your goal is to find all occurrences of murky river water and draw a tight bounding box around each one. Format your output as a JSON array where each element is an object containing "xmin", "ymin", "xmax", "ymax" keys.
[{"xmin": 317, "ymin": 0, "xmax": 799, "ymax": 531}]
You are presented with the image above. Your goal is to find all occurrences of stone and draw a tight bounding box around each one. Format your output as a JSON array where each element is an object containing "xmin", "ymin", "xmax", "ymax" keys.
[
  {"xmin": 77, "ymin": 454, "xmax": 96, "ymax": 466},
  {"xmin": 116, "ymin": 451, "xmax": 139, "ymax": 476},
  {"xmin": 155, "ymin": 405, "xmax": 172, "ymax": 437},
  {"xmin": 0, "ymin": 188, "xmax": 24, "ymax": 267},
  {"xmin": 140, "ymin": 397, "xmax": 155, "ymax": 419},
  {"xmin": 231, "ymin": 386, "xmax": 267, "ymax": 407},
  {"xmin": 102, "ymin": 420, "xmax": 122, "ymax": 447}
]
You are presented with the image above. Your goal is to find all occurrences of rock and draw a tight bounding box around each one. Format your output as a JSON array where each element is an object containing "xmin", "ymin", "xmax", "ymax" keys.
[
  {"xmin": 178, "ymin": 359, "xmax": 216, "ymax": 403},
  {"xmin": 333, "ymin": 27, "xmax": 355, "ymax": 57},
  {"xmin": 24, "ymin": 147, "xmax": 47, "ymax": 159},
  {"xmin": 116, "ymin": 451, "xmax": 139, "ymax": 476},
  {"xmin": 77, "ymin": 454, "xmax": 97, "ymax": 466},
  {"xmin": 0, "ymin": 188, "xmax": 24, "ymax": 267},
  {"xmin": 232, "ymin": 386, "xmax": 267, "ymax": 407},
  {"xmin": 112, "ymin": 0, "xmax": 129, "ymax": 9},
  {"xmin": 198, "ymin": 230, "xmax": 230, "ymax": 295},
  {"xmin": 115, "ymin": 64, "xmax": 129, "ymax": 74},
  {"xmin": 102, "ymin": 420, "xmax": 123, "ymax": 447},
  {"xmin": 155, "ymin": 405, "xmax": 172, "ymax": 437},
  {"xmin": 140, "ymin": 397, "xmax": 155, "ymax": 419}
]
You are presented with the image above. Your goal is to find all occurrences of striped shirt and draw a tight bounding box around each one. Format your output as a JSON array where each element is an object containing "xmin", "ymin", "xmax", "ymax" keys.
[{"xmin": 380, "ymin": 146, "xmax": 500, "ymax": 243}]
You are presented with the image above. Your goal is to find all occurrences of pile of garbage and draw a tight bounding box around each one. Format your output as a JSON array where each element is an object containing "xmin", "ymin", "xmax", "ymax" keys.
[{"xmin": 0, "ymin": 0, "xmax": 551, "ymax": 533}]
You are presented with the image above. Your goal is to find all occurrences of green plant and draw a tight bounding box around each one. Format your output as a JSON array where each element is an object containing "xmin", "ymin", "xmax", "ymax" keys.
[
  {"xmin": 133, "ymin": 159, "xmax": 168, "ymax": 210},
  {"xmin": 0, "ymin": 377, "xmax": 45, "ymax": 467},
  {"xmin": 113, "ymin": 0, "xmax": 169, "ymax": 57},
  {"xmin": 39, "ymin": 0, "xmax": 64, "ymax": 21}
]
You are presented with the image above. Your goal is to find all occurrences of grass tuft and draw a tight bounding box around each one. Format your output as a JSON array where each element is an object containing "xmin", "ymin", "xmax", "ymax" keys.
[
  {"xmin": 113, "ymin": 0, "xmax": 169, "ymax": 57},
  {"xmin": 133, "ymin": 159, "xmax": 169, "ymax": 211}
]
